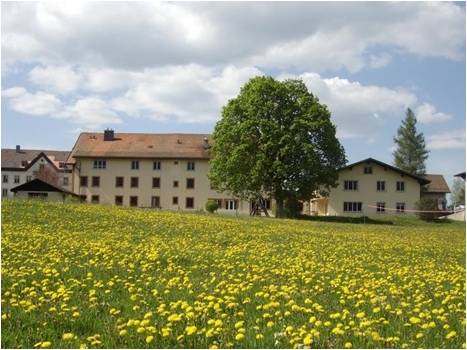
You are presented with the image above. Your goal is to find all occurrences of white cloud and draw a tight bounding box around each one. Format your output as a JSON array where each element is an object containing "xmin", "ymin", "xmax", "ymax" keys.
[
  {"xmin": 29, "ymin": 65, "xmax": 83, "ymax": 94},
  {"xmin": 427, "ymin": 130, "xmax": 466, "ymax": 150},
  {"xmin": 2, "ymin": 2, "xmax": 464, "ymax": 72},
  {"xmin": 278, "ymin": 72, "xmax": 417, "ymax": 138},
  {"xmin": 415, "ymin": 103, "xmax": 452, "ymax": 123},
  {"xmin": 60, "ymin": 97, "xmax": 122, "ymax": 129},
  {"xmin": 2, "ymin": 86, "xmax": 62, "ymax": 115}
]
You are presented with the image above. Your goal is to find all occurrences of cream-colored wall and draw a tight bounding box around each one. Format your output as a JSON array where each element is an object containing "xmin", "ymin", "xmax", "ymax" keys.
[
  {"xmin": 1, "ymin": 156, "xmax": 72, "ymax": 198},
  {"xmin": 71, "ymin": 158, "xmax": 251, "ymax": 214},
  {"xmin": 327, "ymin": 162, "xmax": 421, "ymax": 216},
  {"xmin": 13, "ymin": 191, "xmax": 66, "ymax": 201}
]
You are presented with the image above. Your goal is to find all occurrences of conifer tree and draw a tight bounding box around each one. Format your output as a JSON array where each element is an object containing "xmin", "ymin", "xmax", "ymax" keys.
[{"xmin": 393, "ymin": 108, "xmax": 429, "ymax": 175}]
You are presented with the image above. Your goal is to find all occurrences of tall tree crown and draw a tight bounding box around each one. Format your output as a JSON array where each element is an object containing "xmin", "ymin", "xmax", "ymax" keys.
[
  {"xmin": 393, "ymin": 108, "xmax": 429, "ymax": 175},
  {"xmin": 208, "ymin": 76, "xmax": 346, "ymax": 217}
]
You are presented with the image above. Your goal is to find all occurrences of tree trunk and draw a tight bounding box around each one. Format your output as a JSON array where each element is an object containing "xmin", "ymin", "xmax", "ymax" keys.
[{"xmin": 275, "ymin": 197, "xmax": 285, "ymax": 218}]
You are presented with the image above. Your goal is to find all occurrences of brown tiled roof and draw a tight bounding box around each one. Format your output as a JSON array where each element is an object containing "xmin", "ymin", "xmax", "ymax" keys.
[
  {"xmin": 1, "ymin": 149, "xmax": 70, "ymax": 169},
  {"xmin": 423, "ymin": 174, "xmax": 450, "ymax": 193},
  {"xmin": 67, "ymin": 132, "xmax": 211, "ymax": 162}
]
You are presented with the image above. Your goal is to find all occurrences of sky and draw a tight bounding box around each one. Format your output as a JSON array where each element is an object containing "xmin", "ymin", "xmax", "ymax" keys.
[{"xmin": 1, "ymin": 1, "xmax": 466, "ymax": 187}]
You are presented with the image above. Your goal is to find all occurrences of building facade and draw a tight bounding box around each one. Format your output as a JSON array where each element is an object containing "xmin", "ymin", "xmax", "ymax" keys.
[
  {"xmin": 421, "ymin": 174, "xmax": 450, "ymax": 210},
  {"xmin": 67, "ymin": 130, "xmax": 252, "ymax": 214},
  {"xmin": 1, "ymin": 147, "xmax": 72, "ymax": 198},
  {"xmin": 307, "ymin": 158, "xmax": 430, "ymax": 216}
]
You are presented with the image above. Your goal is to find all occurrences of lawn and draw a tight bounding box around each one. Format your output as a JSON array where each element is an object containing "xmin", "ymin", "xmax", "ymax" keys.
[{"xmin": 1, "ymin": 200, "xmax": 465, "ymax": 349}]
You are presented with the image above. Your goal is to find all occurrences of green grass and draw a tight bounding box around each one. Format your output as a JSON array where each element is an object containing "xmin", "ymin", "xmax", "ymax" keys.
[{"xmin": 1, "ymin": 199, "xmax": 466, "ymax": 348}]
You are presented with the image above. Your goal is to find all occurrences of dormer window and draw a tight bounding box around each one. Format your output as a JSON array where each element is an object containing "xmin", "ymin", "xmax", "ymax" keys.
[
  {"xmin": 59, "ymin": 162, "xmax": 66, "ymax": 168},
  {"xmin": 21, "ymin": 160, "xmax": 28, "ymax": 167}
]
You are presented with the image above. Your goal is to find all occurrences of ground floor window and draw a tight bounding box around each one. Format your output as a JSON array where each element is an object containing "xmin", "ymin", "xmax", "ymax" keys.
[
  {"xmin": 130, "ymin": 196, "xmax": 138, "ymax": 207},
  {"xmin": 115, "ymin": 196, "xmax": 123, "ymax": 206},
  {"xmin": 151, "ymin": 196, "xmax": 160, "ymax": 208},
  {"xmin": 2, "ymin": 189, "xmax": 8, "ymax": 197},
  {"xmin": 396, "ymin": 202, "xmax": 405, "ymax": 213},
  {"xmin": 173, "ymin": 196, "xmax": 178, "ymax": 205},
  {"xmin": 343, "ymin": 202, "xmax": 362, "ymax": 212},
  {"xmin": 186, "ymin": 197, "xmax": 194, "ymax": 209},
  {"xmin": 225, "ymin": 199, "xmax": 238, "ymax": 210},
  {"xmin": 28, "ymin": 192, "xmax": 48, "ymax": 199},
  {"xmin": 79, "ymin": 195, "xmax": 87, "ymax": 203},
  {"xmin": 91, "ymin": 195, "xmax": 99, "ymax": 204},
  {"xmin": 376, "ymin": 202, "xmax": 386, "ymax": 213}
]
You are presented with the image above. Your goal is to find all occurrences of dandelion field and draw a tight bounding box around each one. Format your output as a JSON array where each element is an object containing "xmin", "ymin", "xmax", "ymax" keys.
[{"xmin": 1, "ymin": 200, "xmax": 465, "ymax": 349}]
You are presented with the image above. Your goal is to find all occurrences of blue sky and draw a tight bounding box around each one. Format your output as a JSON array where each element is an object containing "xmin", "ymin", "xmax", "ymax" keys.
[{"xmin": 1, "ymin": 1, "xmax": 465, "ymax": 187}]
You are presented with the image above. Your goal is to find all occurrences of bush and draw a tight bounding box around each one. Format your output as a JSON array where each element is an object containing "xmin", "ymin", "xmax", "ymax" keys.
[
  {"xmin": 205, "ymin": 200, "xmax": 219, "ymax": 213},
  {"xmin": 415, "ymin": 198, "xmax": 440, "ymax": 221},
  {"xmin": 284, "ymin": 197, "xmax": 303, "ymax": 218}
]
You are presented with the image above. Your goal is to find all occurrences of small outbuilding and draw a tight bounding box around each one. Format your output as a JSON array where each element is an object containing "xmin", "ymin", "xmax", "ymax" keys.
[{"xmin": 10, "ymin": 178, "xmax": 78, "ymax": 201}]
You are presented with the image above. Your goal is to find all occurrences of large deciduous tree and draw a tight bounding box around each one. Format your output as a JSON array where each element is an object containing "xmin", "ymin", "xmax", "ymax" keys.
[
  {"xmin": 450, "ymin": 178, "xmax": 465, "ymax": 207},
  {"xmin": 208, "ymin": 76, "xmax": 346, "ymax": 217},
  {"xmin": 393, "ymin": 108, "xmax": 429, "ymax": 175}
]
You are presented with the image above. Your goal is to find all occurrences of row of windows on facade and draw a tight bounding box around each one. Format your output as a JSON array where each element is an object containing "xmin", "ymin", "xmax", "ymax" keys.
[
  {"xmin": 80, "ymin": 176, "xmax": 196, "ymax": 189},
  {"xmin": 80, "ymin": 195, "xmax": 239, "ymax": 210},
  {"xmin": 93, "ymin": 160, "xmax": 196, "ymax": 171},
  {"xmin": 343, "ymin": 201, "xmax": 406, "ymax": 213},
  {"xmin": 2, "ymin": 174, "xmax": 69, "ymax": 186},
  {"xmin": 344, "ymin": 180, "xmax": 405, "ymax": 192}
]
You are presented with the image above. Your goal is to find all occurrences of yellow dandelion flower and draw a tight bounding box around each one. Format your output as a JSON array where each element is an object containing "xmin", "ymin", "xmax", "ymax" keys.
[
  {"xmin": 303, "ymin": 335, "xmax": 312, "ymax": 346},
  {"xmin": 446, "ymin": 331, "xmax": 456, "ymax": 340},
  {"xmin": 146, "ymin": 336, "xmax": 154, "ymax": 343},
  {"xmin": 119, "ymin": 329, "xmax": 128, "ymax": 336},
  {"xmin": 186, "ymin": 325, "xmax": 197, "ymax": 335},
  {"xmin": 344, "ymin": 342, "xmax": 352, "ymax": 348},
  {"xmin": 235, "ymin": 333, "xmax": 244, "ymax": 341},
  {"xmin": 62, "ymin": 333, "xmax": 74, "ymax": 341}
]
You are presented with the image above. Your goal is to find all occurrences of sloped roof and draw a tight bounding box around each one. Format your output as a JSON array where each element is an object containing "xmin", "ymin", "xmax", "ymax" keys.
[
  {"xmin": 67, "ymin": 132, "xmax": 211, "ymax": 162},
  {"xmin": 1, "ymin": 148, "xmax": 69, "ymax": 169},
  {"xmin": 339, "ymin": 158, "xmax": 431, "ymax": 185},
  {"xmin": 10, "ymin": 178, "xmax": 77, "ymax": 196},
  {"xmin": 423, "ymin": 174, "xmax": 450, "ymax": 193}
]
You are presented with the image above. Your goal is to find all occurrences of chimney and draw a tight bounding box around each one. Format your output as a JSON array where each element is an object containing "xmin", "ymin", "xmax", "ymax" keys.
[
  {"xmin": 203, "ymin": 137, "xmax": 210, "ymax": 149},
  {"xmin": 16, "ymin": 145, "xmax": 21, "ymax": 153},
  {"xmin": 104, "ymin": 128, "xmax": 114, "ymax": 141}
]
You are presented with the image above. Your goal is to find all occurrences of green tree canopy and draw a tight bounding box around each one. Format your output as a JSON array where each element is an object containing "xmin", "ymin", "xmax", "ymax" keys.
[
  {"xmin": 393, "ymin": 108, "xmax": 429, "ymax": 175},
  {"xmin": 208, "ymin": 76, "xmax": 346, "ymax": 217},
  {"xmin": 450, "ymin": 178, "xmax": 465, "ymax": 207}
]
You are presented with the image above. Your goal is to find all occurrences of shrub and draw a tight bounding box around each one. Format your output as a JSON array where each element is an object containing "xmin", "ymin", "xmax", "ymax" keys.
[
  {"xmin": 284, "ymin": 197, "xmax": 303, "ymax": 218},
  {"xmin": 205, "ymin": 200, "xmax": 219, "ymax": 213},
  {"xmin": 415, "ymin": 198, "xmax": 440, "ymax": 221}
]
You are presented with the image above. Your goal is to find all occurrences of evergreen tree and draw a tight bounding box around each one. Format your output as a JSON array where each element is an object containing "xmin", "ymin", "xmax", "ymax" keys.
[{"xmin": 393, "ymin": 108, "xmax": 429, "ymax": 175}]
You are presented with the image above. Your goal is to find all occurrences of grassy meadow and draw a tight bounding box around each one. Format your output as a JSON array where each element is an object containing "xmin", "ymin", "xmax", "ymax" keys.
[{"xmin": 1, "ymin": 199, "xmax": 465, "ymax": 348}]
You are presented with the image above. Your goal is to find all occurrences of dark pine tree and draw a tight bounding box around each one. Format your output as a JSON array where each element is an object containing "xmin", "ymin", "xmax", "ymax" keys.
[{"xmin": 393, "ymin": 108, "xmax": 429, "ymax": 175}]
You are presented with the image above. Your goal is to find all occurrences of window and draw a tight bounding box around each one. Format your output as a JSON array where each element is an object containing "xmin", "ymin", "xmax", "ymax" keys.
[
  {"xmin": 91, "ymin": 195, "xmax": 100, "ymax": 204},
  {"xmin": 92, "ymin": 176, "xmax": 100, "ymax": 187},
  {"xmin": 93, "ymin": 160, "xmax": 106, "ymax": 169},
  {"xmin": 2, "ymin": 189, "xmax": 8, "ymax": 197},
  {"xmin": 396, "ymin": 202, "xmax": 405, "ymax": 213},
  {"xmin": 173, "ymin": 180, "xmax": 179, "ymax": 188},
  {"xmin": 39, "ymin": 164, "xmax": 45, "ymax": 171},
  {"xmin": 173, "ymin": 196, "xmax": 178, "ymax": 205},
  {"xmin": 151, "ymin": 196, "xmax": 160, "ymax": 208},
  {"xmin": 131, "ymin": 177, "xmax": 139, "ymax": 188},
  {"xmin": 21, "ymin": 160, "xmax": 28, "ymax": 167},
  {"xmin": 2, "ymin": 175, "xmax": 8, "ymax": 183},
  {"xmin": 396, "ymin": 181, "xmax": 405, "ymax": 192},
  {"xmin": 63, "ymin": 177, "xmax": 69, "ymax": 186},
  {"xmin": 376, "ymin": 181, "xmax": 386, "ymax": 192},
  {"xmin": 28, "ymin": 192, "xmax": 48, "ymax": 199},
  {"xmin": 364, "ymin": 166, "xmax": 373, "ymax": 174},
  {"xmin": 187, "ymin": 161, "xmax": 195, "ymax": 171},
  {"xmin": 14, "ymin": 175, "xmax": 20, "ymax": 184},
  {"xmin": 152, "ymin": 177, "xmax": 160, "ymax": 188},
  {"xmin": 131, "ymin": 160, "xmax": 139, "ymax": 170},
  {"xmin": 79, "ymin": 195, "xmax": 87, "ymax": 203},
  {"xmin": 186, "ymin": 197, "xmax": 194, "ymax": 209},
  {"xmin": 376, "ymin": 202, "xmax": 386, "ymax": 213},
  {"xmin": 26, "ymin": 176, "xmax": 32, "ymax": 183},
  {"xmin": 174, "ymin": 161, "xmax": 179, "ymax": 165},
  {"xmin": 59, "ymin": 162, "xmax": 66, "ymax": 168},
  {"xmin": 80, "ymin": 176, "xmax": 88, "ymax": 187},
  {"xmin": 153, "ymin": 161, "xmax": 161, "ymax": 170},
  {"xmin": 225, "ymin": 199, "xmax": 238, "ymax": 210},
  {"xmin": 343, "ymin": 202, "xmax": 362, "ymax": 212},
  {"xmin": 186, "ymin": 178, "xmax": 195, "ymax": 189},
  {"xmin": 115, "ymin": 196, "xmax": 123, "ymax": 206},
  {"xmin": 130, "ymin": 196, "xmax": 138, "ymax": 207},
  {"xmin": 344, "ymin": 180, "xmax": 358, "ymax": 191},
  {"xmin": 115, "ymin": 176, "xmax": 124, "ymax": 187}
]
